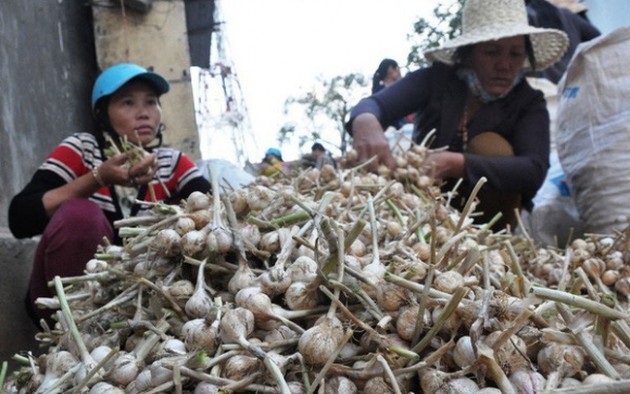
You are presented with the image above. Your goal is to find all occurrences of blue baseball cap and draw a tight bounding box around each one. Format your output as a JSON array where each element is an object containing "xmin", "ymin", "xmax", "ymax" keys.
[{"xmin": 91, "ymin": 63, "xmax": 170, "ymax": 112}]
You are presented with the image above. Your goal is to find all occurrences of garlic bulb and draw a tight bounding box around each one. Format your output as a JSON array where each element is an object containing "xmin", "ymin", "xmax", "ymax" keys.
[
  {"xmin": 583, "ymin": 373, "xmax": 615, "ymax": 385},
  {"xmin": 175, "ymin": 216, "xmax": 196, "ymax": 236},
  {"xmin": 434, "ymin": 271, "xmax": 464, "ymax": 294},
  {"xmin": 167, "ymin": 279, "xmax": 195, "ymax": 307},
  {"xmin": 396, "ymin": 305, "xmax": 430, "ymax": 341},
  {"xmin": 206, "ymin": 227, "xmax": 233, "ymax": 255},
  {"xmin": 106, "ymin": 352, "xmax": 139, "ymax": 386},
  {"xmin": 284, "ymin": 281, "xmax": 320, "ymax": 310},
  {"xmin": 223, "ymin": 354, "xmax": 262, "ymax": 381},
  {"xmin": 509, "ymin": 370, "xmax": 545, "ymax": 394},
  {"xmin": 85, "ymin": 259, "xmax": 109, "ymax": 273},
  {"xmin": 186, "ymin": 191, "xmax": 211, "ymax": 212},
  {"xmin": 286, "ymin": 256, "xmax": 318, "ymax": 283},
  {"xmin": 181, "ymin": 229, "xmax": 208, "ymax": 257},
  {"xmin": 194, "ymin": 382, "xmax": 220, "ymax": 394},
  {"xmin": 324, "ymin": 375, "xmax": 358, "ymax": 394},
  {"xmin": 227, "ymin": 259, "xmax": 257, "ymax": 295},
  {"xmin": 151, "ymin": 228, "xmax": 182, "ymax": 257},
  {"xmin": 133, "ymin": 364, "xmax": 173, "ymax": 392},
  {"xmin": 298, "ymin": 315, "xmax": 344, "ymax": 366},
  {"xmin": 376, "ymin": 282, "xmax": 413, "ymax": 311},
  {"xmin": 189, "ymin": 209, "xmax": 213, "ymax": 229},
  {"xmin": 37, "ymin": 351, "xmax": 78, "ymax": 393},
  {"xmin": 185, "ymin": 259, "xmax": 213, "ymax": 319},
  {"xmin": 482, "ymin": 331, "xmax": 528, "ymax": 374},
  {"xmin": 229, "ymin": 188, "xmax": 249, "ymax": 216},
  {"xmin": 453, "ymin": 335, "xmax": 476, "ymax": 369},
  {"xmin": 363, "ymin": 377, "xmax": 394, "ymax": 394},
  {"xmin": 240, "ymin": 223, "xmax": 262, "ymax": 247},
  {"xmin": 476, "ymin": 388, "xmax": 503, "ymax": 394},
  {"xmin": 182, "ymin": 318, "xmax": 218, "ymax": 354},
  {"xmin": 436, "ymin": 377, "xmax": 479, "ymax": 393},
  {"xmin": 537, "ymin": 343, "xmax": 584, "ymax": 378},
  {"xmin": 89, "ymin": 382, "xmax": 124, "ymax": 394}
]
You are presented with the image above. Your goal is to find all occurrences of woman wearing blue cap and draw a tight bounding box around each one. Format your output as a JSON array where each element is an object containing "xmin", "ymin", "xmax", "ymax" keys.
[{"xmin": 8, "ymin": 63, "xmax": 211, "ymax": 325}]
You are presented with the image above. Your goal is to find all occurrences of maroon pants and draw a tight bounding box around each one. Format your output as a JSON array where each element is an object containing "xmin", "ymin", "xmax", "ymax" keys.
[{"xmin": 27, "ymin": 198, "xmax": 113, "ymax": 326}]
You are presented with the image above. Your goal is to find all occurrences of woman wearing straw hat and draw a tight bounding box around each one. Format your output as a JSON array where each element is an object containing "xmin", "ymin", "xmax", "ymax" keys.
[{"xmin": 347, "ymin": 0, "xmax": 569, "ymax": 230}]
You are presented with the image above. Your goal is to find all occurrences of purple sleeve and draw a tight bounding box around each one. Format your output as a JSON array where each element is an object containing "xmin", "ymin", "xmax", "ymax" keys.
[{"xmin": 347, "ymin": 68, "xmax": 433, "ymax": 133}]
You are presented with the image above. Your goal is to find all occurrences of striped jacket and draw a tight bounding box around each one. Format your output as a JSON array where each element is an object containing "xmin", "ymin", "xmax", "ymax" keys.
[{"xmin": 9, "ymin": 132, "xmax": 211, "ymax": 240}]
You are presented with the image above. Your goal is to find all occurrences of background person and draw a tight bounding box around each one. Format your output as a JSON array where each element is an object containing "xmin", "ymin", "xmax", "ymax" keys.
[
  {"xmin": 8, "ymin": 63, "xmax": 211, "ymax": 326},
  {"xmin": 259, "ymin": 147, "xmax": 284, "ymax": 177},
  {"xmin": 305, "ymin": 142, "xmax": 337, "ymax": 169},
  {"xmin": 527, "ymin": 0, "xmax": 600, "ymax": 84},
  {"xmin": 371, "ymin": 58, "xmax": 402, "ymax": 94},
  {"xmin": 347, "ymin": 0, "xmax": 568, "ymax": 230}
]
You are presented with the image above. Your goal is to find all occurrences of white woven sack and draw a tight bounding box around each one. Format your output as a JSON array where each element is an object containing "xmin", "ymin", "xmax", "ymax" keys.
[{"xmin": 556, "ymin": 27, "xmax": 630, "ymax": 234}]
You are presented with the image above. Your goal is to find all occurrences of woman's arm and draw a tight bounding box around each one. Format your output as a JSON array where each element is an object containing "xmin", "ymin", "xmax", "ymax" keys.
[{"xmin": 347, "ymin": 67, "xmax": 435, "ymax": 170}]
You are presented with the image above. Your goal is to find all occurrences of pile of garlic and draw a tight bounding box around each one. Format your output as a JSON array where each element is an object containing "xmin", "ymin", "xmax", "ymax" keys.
[{"xmin": 2, "ymin": 143, "xmax": 630, "ymax": 394}]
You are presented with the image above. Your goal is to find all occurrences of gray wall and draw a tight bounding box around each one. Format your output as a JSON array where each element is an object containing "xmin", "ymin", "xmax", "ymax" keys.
[
  {"xmin": 1, "ymin": 1, "xmax": 97, "ymax": 229},
  {"xmin": 0, "ymin": 0, "xmax": 96, "ymax": 371}
]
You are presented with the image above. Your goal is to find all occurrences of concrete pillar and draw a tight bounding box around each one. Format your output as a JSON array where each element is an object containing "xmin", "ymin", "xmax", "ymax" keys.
[
  {"xmin": 0, "ymin": 230, "xmax": 40, "ymax": 371},
  {"xmin": 91, "ymin": 1, "xmax": 201, "ymax": 159}
]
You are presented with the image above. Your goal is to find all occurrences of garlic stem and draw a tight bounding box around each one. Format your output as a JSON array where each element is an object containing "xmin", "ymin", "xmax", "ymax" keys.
[
  {"xmin": 384, "ymin": 271, "xmax": 452, "ymax": 299},
  {"xmin": 604, "ymin": 348, "xmax": 630, "ymax": 363},
  {"xmin": 411, "ymin": 264, "xmax": 434, "ymax": 347},
  {"xmin": 263, "ymin": 357, "xmax": 291, "ymax": 394},
  {"xmin": 434, "ymin": 231, "xmax": 467, "ymax": 269},
  {"xmin": 71, "ymin": 347, "xmax": 119, "ymax": 393},
  {"xmin": 124, "ymin": 214, "xmax": 183, "ymax": 251},
  {"xmin": 178, "ymin": 366, "xmax": 278, "ymax": 392},
  {"xmin": 329, "ymin": 280, "xmax": 383, "ymax": 320},
  {"xmin": 411, "ymin": 287, "xmax": 467, "ymax": 354},
  {"xmin": 611, "ymin": 320, "xmax": 630, "ymax": 349},
  {"xmin": 208, "ymin": 161, "xmax": 225, "ymax": 230},
  {"xmin": 48, "ymin": 271, "xmax": 112, "ymax": 286},
  {"xmin": 455, "ymin": 176, "xmax": 487, "ymax": 232},
  {"xmin": 476, "ymin": 343, "xmax": 517, "ymax": 394},
  {"xmin": 530, "ymin": 286, "xmax": 629, "ymax": 320},
  {"xmin": 220, "ymin": 372, "xmax": 263, "ymax": 392},
  {"xmin": 376, "ymin": 354, "xmax": 402, "ymax": 394},
  {"xmin": 503, "ymin": 241, "xmax": 530, "ymax": 295},
  {"xmin": 385, "ymin": 199, "xmax": 405, "ymax": 226},
  {"xmin": 575, "ymin": 267, "xmax": 601, "ymax": 301},
  {"xmin": 135, "ymin": 277, "xmax": 188, "ymax": 320},
  {"xmin": 113, "ymin": 215, "xmax": 163, "ymax": 228},
  {"xmin": 75, "ymin": 284, "xmax": 139, "ymax": 322},
  {"xmin": 546, "ymin": 380, "xmax": 630, "ymax": 394},
  {"xmin": 0, "ymin": 361, "xmax": 7, "ymax": 389},
  {"xmin": 490, "ymin": 305, "xmax": 533, "ymax": 354},
  {"xmin": 555, "ymin": 303, "xmax": 620, "ymax": 378},
  {"xmin": 322, "ymin": 219, "xmax": 366, "ymax": 274},
  {"xmin": 307, "ymin": 329, "xmax": 354, "ymax": 394},
  {"xmin": 52, "ymin": 277, "xmax": 97, "ymax": 372},
  {"xmin": 319, "ymin": 285, "xmax": 384, "ymax": 343},
  {"xmin": 367, "ymin": 194, "xmax": 381, "ymax": 267}
]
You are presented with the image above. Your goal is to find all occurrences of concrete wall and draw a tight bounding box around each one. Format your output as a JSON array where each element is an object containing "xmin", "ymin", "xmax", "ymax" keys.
[
  {"xmin": 92, "ymin": 0, "xmax": 201, "ymax": 160},
  {"xmin": 0, "ymin": 0, "xmax": 96, "ymax": 370},
  {"xmin": 0, "ymin": 1, "xmax": 98, "ymax": 229},
  {"xmin": 0, "ymin": 0, "xmax": 205, "ymax": 373}
]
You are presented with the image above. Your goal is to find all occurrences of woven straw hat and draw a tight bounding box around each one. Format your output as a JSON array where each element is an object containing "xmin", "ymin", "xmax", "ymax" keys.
[{"xmin": 424, "ymin": 0, "xmax": 569, "ymax": 70}]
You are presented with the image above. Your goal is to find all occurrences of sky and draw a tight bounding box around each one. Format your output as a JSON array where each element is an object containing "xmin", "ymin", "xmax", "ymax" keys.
[{"xmin": 195, "ymin": 0, "xmax": 440, "ymax": 165}]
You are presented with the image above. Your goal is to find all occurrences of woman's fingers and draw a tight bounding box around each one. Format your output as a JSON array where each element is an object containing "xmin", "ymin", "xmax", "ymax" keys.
[
  {"xmin": 128, "ymin": 154, "xmax": 157, "ymax": 186},
  {"xmin": 353, "ymin": 128, "xmax": 395, "ymax": 172}
]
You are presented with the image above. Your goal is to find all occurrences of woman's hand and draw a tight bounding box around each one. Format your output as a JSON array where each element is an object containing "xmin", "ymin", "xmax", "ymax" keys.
[
  {"xmin": 99, "ymin": 153, "xmax": 157, "ymax": 187},
  {"xmin": 351, "ymin": 113, "xmax": 395, "ymax": 172},
  {"xmin": 423, "ymin": 151, "xmax": 465, "ymax": 180}
]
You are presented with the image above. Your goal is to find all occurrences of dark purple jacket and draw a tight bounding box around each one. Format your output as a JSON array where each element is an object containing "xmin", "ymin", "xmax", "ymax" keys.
[{"xmin": 347, "ymin": 63, "xmax": 550, "ymax": 209}]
